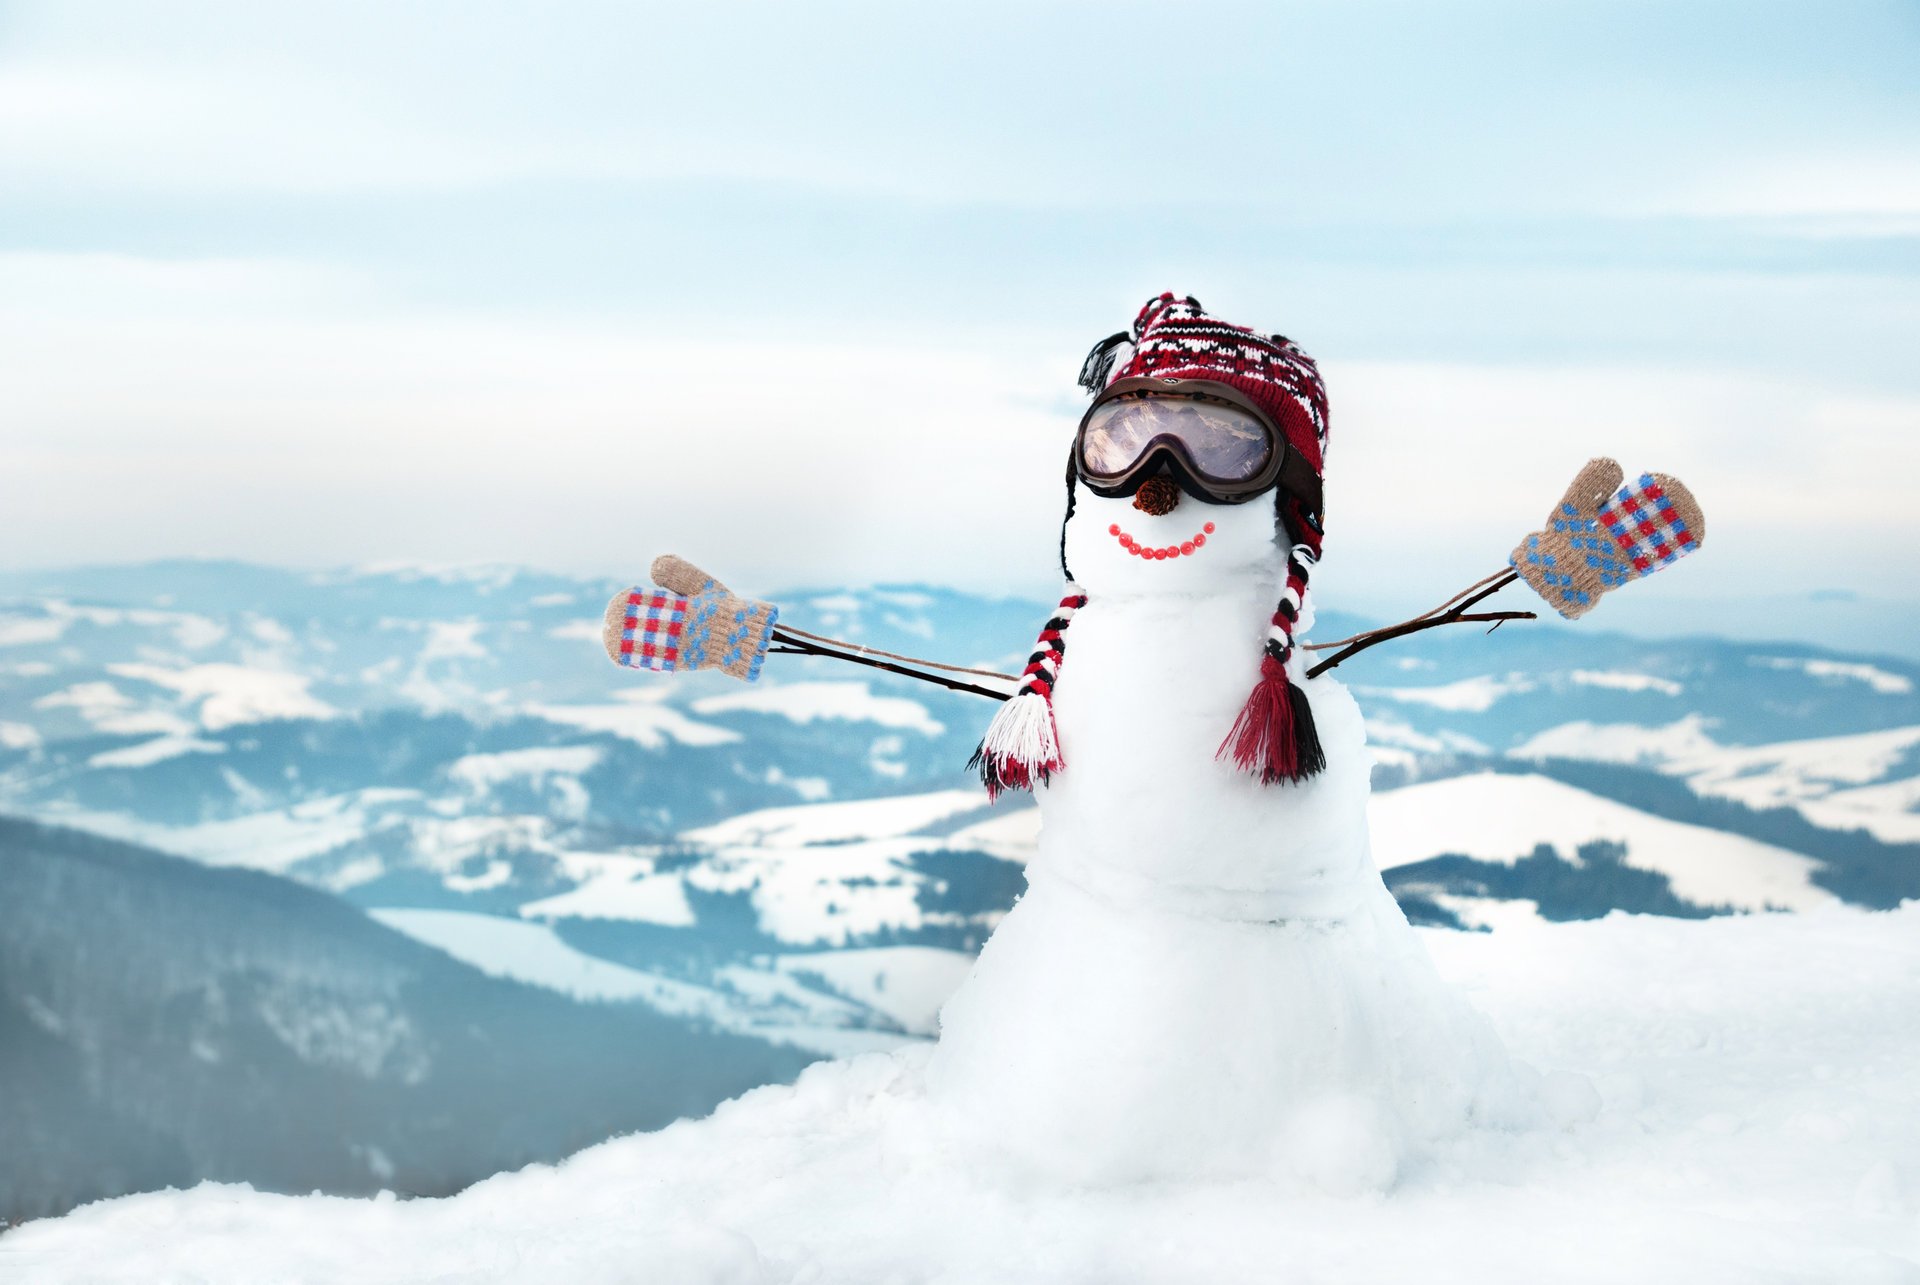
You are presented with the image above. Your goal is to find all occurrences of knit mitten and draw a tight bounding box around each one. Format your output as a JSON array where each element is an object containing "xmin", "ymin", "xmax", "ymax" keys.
[
  {"xmin": 601, "ymin": 556, "xmax": 779, "ymax": 681},
  {"xmin": 1511, "ymin": 458, "xmax": 1705, "ymax": 620}
]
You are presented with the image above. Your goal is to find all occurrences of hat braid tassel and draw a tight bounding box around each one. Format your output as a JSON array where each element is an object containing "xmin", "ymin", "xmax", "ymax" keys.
[
  {"xmin": 970, "ymin": 587, "xmax": 1086, "ymax": 800},
  {"xmin": 1220, "ymin": 551, "xmax": 1326, "ymax": 785}
]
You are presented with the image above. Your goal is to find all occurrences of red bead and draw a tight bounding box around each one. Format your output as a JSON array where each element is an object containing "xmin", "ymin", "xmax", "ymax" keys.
[
  {"xmin": 1181, "ymin": 541, "xmax": 1195, "ymax": 555},
  {"xmin": 1109, "ymin": 524, "xmax": 1120, "ymax": 535},
  {"xmin": 1193, "ymin": 534, "xmax": 1206, "ymax": 547},
  {"xmin": 1152, "ymin": 548, "xmax": 1165, "ymax": 560},
  {"xmin": 1203, "ymin": 522, "xmax": 1216, "ymax": 534}
]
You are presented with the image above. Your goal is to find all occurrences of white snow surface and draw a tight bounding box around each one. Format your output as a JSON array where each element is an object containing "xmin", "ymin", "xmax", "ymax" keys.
[
  {"xmin": 773, "ymin": 946, "xmax": 976, "ymax": 1036},
  {"xmin": 683, "ymin": 789, "xmax": 987, "ymax": 849},
  {"xmin": 1567, "ymin": 667, "xmax": 1684, "ymax": 695},
  {"xmin": 106, "ymin": 662, "xmax": 338, "ymax": 730},
  {"xmin": 518, "ymin": 867, "xmax": 696, "ymax": 926},
  {"xmin": 526, "ymin": 689, "xmax": 739, "ymax": 749},
  {"xmin": 0, "ymin": 719, "xmax": 43, "ymax": 749},
  {"xmin": 1757, "ymin": 655, "xmax": 1914, "ymax": 694},
  {"xmin": 369, "ymin": 908, "xmax": 709, "ymax": 1008},
  {"xmin": 1354, "ymin": 673, "xmax": 1534, "ymax": 712},
  {"xmin": 85, "ymin": 735, "xmax": 227, "ymax": 769},
  {"xmin": 1510, "ymin": 719, "xmax": 1920, "ymax": 842},
  {"xmin": 1369, "ymin": 771, "xmax": 1834, "ymax": 912},
  {"xmin": 13, "ymin": 905, "xmax": 1918, "ymax": 1284},
  {"xmin": 692, "ymin": 681, "xmax": 945, "ymax": 736}
]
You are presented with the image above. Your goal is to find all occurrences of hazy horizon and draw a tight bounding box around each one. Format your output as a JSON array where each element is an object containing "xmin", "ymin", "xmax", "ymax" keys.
[{"xmin": 4, "ymin": 0, "xmax": 1916, "ymax": 644}]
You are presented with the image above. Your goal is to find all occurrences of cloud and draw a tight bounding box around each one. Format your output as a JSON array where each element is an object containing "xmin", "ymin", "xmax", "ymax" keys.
[{"xmin": 2, "ymin": 251, "xmax": 1915, "ymax": 615}]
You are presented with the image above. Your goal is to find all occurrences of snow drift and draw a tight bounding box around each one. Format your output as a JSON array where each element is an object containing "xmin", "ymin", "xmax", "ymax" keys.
[{"xmin": 10, "ymin": 903, "xmax": 1917, "ymax": 1284}]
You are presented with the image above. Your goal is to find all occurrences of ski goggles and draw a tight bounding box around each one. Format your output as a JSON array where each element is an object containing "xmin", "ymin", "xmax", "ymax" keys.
[{"xmin": 1074, "ymin": 377, "xmax": 1319, "ymax": 509}]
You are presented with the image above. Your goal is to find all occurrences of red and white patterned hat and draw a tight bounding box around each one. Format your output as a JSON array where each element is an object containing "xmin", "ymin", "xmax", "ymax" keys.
[
  {"xmin": 972, "ymin": 292, "xmax": 1334, "ymax": 798},
  {"xmin": 1084, "ymin": 292, "xmax": 1330, "ymax": 481}
]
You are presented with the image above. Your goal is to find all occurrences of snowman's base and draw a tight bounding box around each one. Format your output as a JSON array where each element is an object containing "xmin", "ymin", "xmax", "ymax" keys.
[{"xmin": 926, "ymin": 867, "xmax": 1545, "ymax": 1191}]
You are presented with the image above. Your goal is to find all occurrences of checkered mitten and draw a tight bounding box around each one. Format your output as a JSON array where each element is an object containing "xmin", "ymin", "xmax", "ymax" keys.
[
  {"xmin": 600, "ymin": 556, "xmax": 778, "ymax": 681},
  {"xmin": 1511, "ymin": 458, "xmax": 1706, "ymax": 620}
]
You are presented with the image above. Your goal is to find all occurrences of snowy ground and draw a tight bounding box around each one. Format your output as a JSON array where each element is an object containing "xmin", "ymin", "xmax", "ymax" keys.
[{"xmin": 8, "ymin": 905, "xmax": 1918, "ymax": 1285}]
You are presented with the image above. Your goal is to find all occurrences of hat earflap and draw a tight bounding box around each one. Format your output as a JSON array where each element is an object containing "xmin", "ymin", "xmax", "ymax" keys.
[
  {"xmin": 1219, "ymin": 538, "xmax": 1326, "ymax": 785},
  {"xmin": 1077, "ymin": 331, "xmax": 1133, "ymax": 395},
  {"xmin": 969, "ymin": 586, "xmax": 1086, "ymax": 800}
]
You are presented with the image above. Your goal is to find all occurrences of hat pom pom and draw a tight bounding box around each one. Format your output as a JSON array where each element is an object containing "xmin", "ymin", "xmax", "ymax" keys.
[{"xmin": 1220, "ymin": 654, "xmax": 1325, "ymax": 785}]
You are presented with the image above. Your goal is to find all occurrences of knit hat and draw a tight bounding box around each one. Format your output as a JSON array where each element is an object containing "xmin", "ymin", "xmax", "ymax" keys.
[{"xmin": 973, "ymin": 292, "xmax": 1332, "ymax": 799}]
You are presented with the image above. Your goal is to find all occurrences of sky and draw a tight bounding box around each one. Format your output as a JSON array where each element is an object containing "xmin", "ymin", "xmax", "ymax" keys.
[{"xmin": 2, "ymin": 0, "xmax": 1917, "ymax": 647}]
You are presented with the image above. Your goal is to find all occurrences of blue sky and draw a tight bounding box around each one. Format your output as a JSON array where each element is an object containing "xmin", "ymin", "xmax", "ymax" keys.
[{"xmin": 2, "ymin": 1, "xmax": 1916, "ymax": 646}]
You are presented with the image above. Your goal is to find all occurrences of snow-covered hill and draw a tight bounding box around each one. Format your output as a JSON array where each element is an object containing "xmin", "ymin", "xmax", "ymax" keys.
[
  {"xmin": 1515, "ymin": 718, "xmax": 1920, "ymax": 842},
  {"xmin": 0, "ymin": 819, "xmax": 808, "ymax": 1223},
  {"xmin": 10, "ymin": 904, "xmax": 1916, "ymax": 1284},
  {"xmin": 1370, "ymin": 771, "xmax": 1835, "ymax": 926}
]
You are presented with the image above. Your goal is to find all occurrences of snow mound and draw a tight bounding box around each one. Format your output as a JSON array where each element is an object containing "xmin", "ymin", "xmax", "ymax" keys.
[{"xmin": 10, "ymin": 905, "xmax": 1917, "ymax": 1283}]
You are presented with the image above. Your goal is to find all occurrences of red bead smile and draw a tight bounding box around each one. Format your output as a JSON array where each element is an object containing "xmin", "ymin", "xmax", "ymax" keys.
[{"xmin": 1108, "ymin": 520, "xmax": 1215, "ymax": 560}]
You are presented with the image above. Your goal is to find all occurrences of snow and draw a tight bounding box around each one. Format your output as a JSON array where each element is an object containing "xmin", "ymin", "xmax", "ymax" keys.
[
  {"xmin": 683, "ymin": 789, "xmax": 987, "ymax": 849},
  {"xmin": 1510, "ymin": 712, "xmax": 1722, "ymax": 764},
  {"xmin": 774, "ymin": 946, "xmax": 976, "ymax": 1036},
  {"xmin": 445, "ymin": 745, "xmax": 603, "ymax": 792},
  {"xmin": 51, "ymin": 790, "xmax": 410, "ymax": 872},
  {"xmin": 1511, "ymin": 720, "xmax": 1920, "ymax": 842},
  {"xmin": 1568, "ymin": 668, "xmax": 1684, "ymax": 695},
  {"xmin": 0, "ymin": 719, "xmax": 41, "ymax": 749},
  {"xmin": 1368, "ymin": 771, "xmax": 1834, "ymax": 912},
  {"xmin": 1757, "ymin": 655, "xmax": 1914, "ymax": 694},
  {"xmin": 106, "ymin": 662, "xmax": 338, "ymax": 730},
  {"xmin": 527, "ymin": 689, "xmax": 739, "ymax": 749},
  {"xmin": 692, "ymin": 681, "xmax": 944, "ymax": 736},
  {"xmin": 417, "ymin": 619, "xmax": 487, "ymax": 661},
  {"xmin": 368, "ymin": 908, "xmax": 712, "ymax": 1009},
  {"xmin": 32, "ymin": 681, "xmax": 134, "ymax": 718},
  {"xmin": 686, "ymin": 837, "xmax": 936, "ymax": 948},
  {"xmin": 519, "ymin": 870, "xmax": 696, "ymax": 926},
  {"xmin": 1685, "ymin": 725, "xmax": 1920, "ymax": 793},
  {"xmin": 0, "ymin": 612, "xmax": 68, "ymax": 645},
  {"xmin": 922, "ymin": 497, "xmax": 1536, "ymax": 1190},
  {"xmin": 15, "ymin": 905, "xmax": 1919, "ymax": 1284},
  {"xmin": 1355, "ymin": 673, "xmax": 1534, "ymax": 712},
  {"xmin": 86, "ymin": 735, "xmax": 226, "ymax": 769},
  {"xmin": 942, "ymin": 803, "xmax": 1041, "ymax": 863}
]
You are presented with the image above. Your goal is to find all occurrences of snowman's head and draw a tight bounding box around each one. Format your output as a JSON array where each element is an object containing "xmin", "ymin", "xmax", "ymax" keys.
[
  {"xmin": 1059, "ymin": 380, "xmax": 1316, "ymax": 598},
  {"xmin": 973, "ymin": 293, "xmax": 1333, "ymax": 799},
  {"xmin": 1061, "ymin": 465, "xmax": 1298, "ymax": 597}
]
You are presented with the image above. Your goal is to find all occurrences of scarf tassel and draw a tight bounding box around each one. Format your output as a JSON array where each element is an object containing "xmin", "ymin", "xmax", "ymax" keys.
[
  {"xmin": 1219, "ymin": 653, "xmax": 1326, "ymax": 785},
  {"xmin": 968, "ymin": 689, "xmax": 1064, "ymax": 801}
]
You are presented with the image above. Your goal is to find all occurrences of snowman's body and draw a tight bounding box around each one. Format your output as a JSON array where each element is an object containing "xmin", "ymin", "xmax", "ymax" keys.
[{"xmin": 927, "ymin": 492, "xmax": 1528, "ymax": 1188}]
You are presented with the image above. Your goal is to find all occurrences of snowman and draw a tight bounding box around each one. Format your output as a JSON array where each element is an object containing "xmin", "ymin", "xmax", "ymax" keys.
[
  {"xmin": 923, "ymin": 293, "xmax": 1531, "ymax": 1189},
  {"xmin": 607, "ymin": 291, "xmax": 1705, "ymax": 1190}
]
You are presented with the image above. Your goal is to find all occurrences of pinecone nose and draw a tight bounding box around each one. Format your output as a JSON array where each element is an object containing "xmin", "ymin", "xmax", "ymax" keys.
[{"xmin": 1133, "ymin": 477, "xmax": 1180, "ymax": 516}]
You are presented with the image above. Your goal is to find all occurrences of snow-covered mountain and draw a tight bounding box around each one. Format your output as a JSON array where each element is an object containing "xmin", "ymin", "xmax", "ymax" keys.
[
  {"xmin": 3, "ymin": 561, "xmax": 1915, "ymax": 986},
  {"xmin": 3, "ymin": 560, "xmax": 1917, "ymax": 1220},
  {"xmin": 0, "ymin": 816, "xmax": 807, "ymax": 1224}
]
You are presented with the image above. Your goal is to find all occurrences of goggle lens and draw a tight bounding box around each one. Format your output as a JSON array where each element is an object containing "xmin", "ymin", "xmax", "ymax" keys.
[{"xmin": 1079, "ymin": 396, "xmax": 1273, "ymax": 484}]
